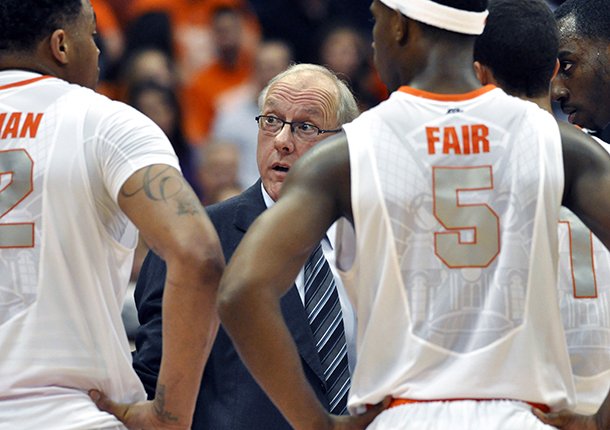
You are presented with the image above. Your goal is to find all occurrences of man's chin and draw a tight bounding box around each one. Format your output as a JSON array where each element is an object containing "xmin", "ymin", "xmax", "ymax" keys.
[{"xmin": 571, "ymin": 115, "xmax": 599, "ymax": 132}]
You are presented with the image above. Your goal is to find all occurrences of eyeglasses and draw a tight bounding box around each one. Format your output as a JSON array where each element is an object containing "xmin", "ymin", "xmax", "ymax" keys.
[{"xmin": 255, "ymin": 115, "xmax": 342, "ymax": 140}]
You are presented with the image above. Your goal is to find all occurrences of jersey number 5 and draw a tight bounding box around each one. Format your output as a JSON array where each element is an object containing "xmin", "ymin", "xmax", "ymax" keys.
[
  {"xmin": 0, "ymin": 149, "xmax": 34, "ymax": 248},
  {"xmin": 433, "ymin": 166, "xmax": 500, "ymax": 268}
]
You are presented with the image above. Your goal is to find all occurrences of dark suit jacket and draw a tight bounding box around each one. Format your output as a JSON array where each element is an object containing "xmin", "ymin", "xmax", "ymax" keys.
[{"xmin": 132, "ymin": 181, "xmax": 330, "ymax": 430}]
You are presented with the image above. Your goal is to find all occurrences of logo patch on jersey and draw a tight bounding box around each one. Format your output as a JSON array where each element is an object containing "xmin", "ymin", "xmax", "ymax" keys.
[{"xmin": 447, "ymin": 108, "xmax": 463, "ymax": 114}]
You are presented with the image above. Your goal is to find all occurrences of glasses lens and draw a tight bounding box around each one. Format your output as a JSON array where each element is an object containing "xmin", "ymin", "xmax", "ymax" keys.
[
  {"xmin": 294, "ymin": 122, "xmax": 319, "ymax": 139},
  {"xmin": 259, "ymin": 116, "xmax": 281, "ymax": 133}
]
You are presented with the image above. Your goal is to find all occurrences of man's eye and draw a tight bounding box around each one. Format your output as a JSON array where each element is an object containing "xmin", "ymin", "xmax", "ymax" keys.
[
  {"xmin": 265, "ymin": 116, "xmax": 279, "ymax": 125},
  {"xmin": 560, "ymin": 61, "xmax": 574, "ymax": 74},
  {"xmin": 297, "ymin": 123, "xmax": 316, "ymax": 132}
]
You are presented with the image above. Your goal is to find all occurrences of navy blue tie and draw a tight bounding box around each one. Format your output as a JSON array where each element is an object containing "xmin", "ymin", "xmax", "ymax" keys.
[{"xmin": 304, "ymin": 243, "xmax": 350, "ymax": 415}]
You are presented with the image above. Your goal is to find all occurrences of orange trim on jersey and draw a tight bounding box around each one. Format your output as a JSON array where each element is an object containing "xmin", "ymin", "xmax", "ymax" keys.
[
  {"xmin": 0, "ymin": 76, "xmax": 53, "ymax": 91},
  {"xmin": 398, "ymin": 84, "xmax": 497, "ymax": 102},
  {"xmin": 387, "ymin": 397, "xmax": 551, "ymax": 414}
]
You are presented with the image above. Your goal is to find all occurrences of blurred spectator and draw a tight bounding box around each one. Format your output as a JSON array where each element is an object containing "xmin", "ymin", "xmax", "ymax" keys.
[
  {"xmin": 118, "ymin": 48, "xmax": 178, "ymax": 101},
  {"xmin": 182, "ymin": 5, "xmax": 254, "ymax": 145},
  {"xmin": 318, "ymin": 25, "xmax": 388, "ymax": 111},
  {"xmin": 214, "ymin": 184, "xmax": 243, "ymax": 203},
  {"xmin": 91, "ymin": 0, "xmax": 125, "ymax": 98},
  {"xmin": 124, "ymin": 10, "xmax": 174, "ymax": 62},
  {"xmin": 251, "ymin": 0, "xmax": 372, "ymax": 64},
  {"xmin": 127, "ymin": 80, "xmax": 201, "ymax": 194},
  {"xmin": 212, "ymin": 40, "xmax": 293, "ymax": 188},
  {"xmin": 197, "ymin": 141, "xmax": 242, "ymax": 205},
  {"xmin": 126, "ymin": 0, "xmax": 260, "ymax": 84},
  {"xmin": 104, "ymin": 0, "xmax": 135, "ymax": 28}
]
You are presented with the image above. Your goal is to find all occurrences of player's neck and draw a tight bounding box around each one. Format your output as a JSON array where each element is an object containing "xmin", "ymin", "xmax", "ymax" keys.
[
  {"xmin": 408, "ymin": 45, "xmax": 482, "ymax": 94},
  {"xmin": 512, "ymin": 93, "xmax": 553, "ymax": 114},
  {"xmin": 0, "ymin": 54, "xmax": 57, "ymax": 79},
  {"xmin": 528, "ymin": 95, "xmax": 553, "ymax": 114}
]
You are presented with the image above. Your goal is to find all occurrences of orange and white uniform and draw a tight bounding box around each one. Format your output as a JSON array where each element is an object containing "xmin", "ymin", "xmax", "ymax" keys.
[
  {"xmin": 558, "ymin": 135, "xmax": 610, "ymax": 414},
  {"xmin": 0, "ymin": 71, "xmax": 179, "ymax": 428},
  {"xmin": 336, "ymin": 85, "xmax": 573, "ymax": 428}
]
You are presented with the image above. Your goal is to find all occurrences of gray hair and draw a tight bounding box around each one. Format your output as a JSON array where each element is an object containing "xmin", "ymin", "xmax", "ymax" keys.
[{"xmin": 257, "ymin": 63, "xmax": 360, "ymax": 126}]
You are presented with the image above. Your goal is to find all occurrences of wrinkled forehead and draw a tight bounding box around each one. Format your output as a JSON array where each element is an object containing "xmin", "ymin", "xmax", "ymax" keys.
[{"xmin": 263, "ymin": 73, "xmax": 339, "ymax": 120}]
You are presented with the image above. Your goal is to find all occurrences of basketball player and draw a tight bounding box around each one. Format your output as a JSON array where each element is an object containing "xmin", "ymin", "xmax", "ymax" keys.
[
  {"xmin": 0, "ymin": 1, "xmax": 223, "ymax": 428},
  {"xmin": 552, "ymin": 0, "xmax": 610, "ymax": 138},
  {"xmin": 217, "ymin": 0, "xmax": 610, "ymax": 429},
  {"xmin": 473, "ymin": 0, "xmax": 610, "ymax": 417}
]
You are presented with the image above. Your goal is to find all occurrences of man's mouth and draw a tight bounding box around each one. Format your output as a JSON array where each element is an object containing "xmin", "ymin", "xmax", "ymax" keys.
[
  {"xmin": 568, "ymin": 112, "xmax": 576, "ymax": 124},
  {"xmin": 272, "ymin": 164, "xmax": 289, "ymax": 173},
  {"xmin": 562, "ymin": 106, "xmax": 577, "ymax": 124}
]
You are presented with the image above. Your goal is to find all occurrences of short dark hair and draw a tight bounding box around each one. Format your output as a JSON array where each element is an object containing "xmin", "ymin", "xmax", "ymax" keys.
[
  {"xmin": 555, "ymin": 0, "xmax": 610, "ymax": 41},
  {"xmin": 0, "ymin": 0, "xmax": 82, "ymax": 52},
  {"xmin": 474, "ymin": 0, "xmax": 558, "ymax": 98}
]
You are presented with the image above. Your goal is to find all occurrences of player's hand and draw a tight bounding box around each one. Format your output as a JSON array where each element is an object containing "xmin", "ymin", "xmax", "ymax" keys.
[
  {"xmin": 533, "ymin": 407, "xmax": 600, "ymax": 430},
  {"xmin": 89, "ymin": 389, "xmax": 190, "ymax": 430},
  {"xmin": 326, "ymin": 396, "xmax": 391, "ymax": 430}
]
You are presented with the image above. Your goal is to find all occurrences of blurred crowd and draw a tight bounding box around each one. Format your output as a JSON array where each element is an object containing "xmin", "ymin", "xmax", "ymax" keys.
[
  {"xmin": 94, "ymin": 1, "xmax": 391, "ymax": 329},
  {"xmin": 92, "ymin": 0, "xmax": 387, "ymax": 210},
  {"xmin": 100, "ymin": 0, "xmax": 601, "ymax": 301}
]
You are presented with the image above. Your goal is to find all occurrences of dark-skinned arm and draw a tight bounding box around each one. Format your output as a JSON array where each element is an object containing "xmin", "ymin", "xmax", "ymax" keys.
[
  {"xmin": 90, "ymin": 164, "xmax": 224, "ymax": 430},
  {"xmin": 535, "ymin": 124, "xmax": 610, "ymax": 430},
  {"xmin": 218, "ymin": 134, "xmax": 388, "ymax": 430}
]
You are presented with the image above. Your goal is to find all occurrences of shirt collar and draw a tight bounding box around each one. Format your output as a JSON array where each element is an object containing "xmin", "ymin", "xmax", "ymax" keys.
[{"xmin": 260, "ymin": 182, "xmax": 334, "ymax": 249}]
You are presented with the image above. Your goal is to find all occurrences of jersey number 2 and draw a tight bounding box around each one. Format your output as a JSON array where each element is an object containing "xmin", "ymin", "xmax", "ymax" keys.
[
  {"xmin": 433, "ymin": 166, "xmax": 500, "ymax": 268},
  {"xmin": 0, "ymin": 149, "xmax": 34, "ymax": 248}
]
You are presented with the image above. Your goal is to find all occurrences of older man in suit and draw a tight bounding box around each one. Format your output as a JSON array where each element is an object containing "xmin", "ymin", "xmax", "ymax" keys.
[{"xmin": 131, "ymin": 63, "xmax": 360, "ymax": 429}]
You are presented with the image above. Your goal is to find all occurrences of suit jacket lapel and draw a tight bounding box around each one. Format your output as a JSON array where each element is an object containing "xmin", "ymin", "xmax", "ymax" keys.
[{"xmin": 233, "ymin": 180, "xmax": 327, "ymax": 384}]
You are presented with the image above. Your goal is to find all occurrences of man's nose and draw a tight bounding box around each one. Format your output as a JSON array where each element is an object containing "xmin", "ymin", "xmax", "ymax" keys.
[
  {"xmin": 273, "ymin": 123, "xmax": 296, "ymax": 153},
  {"xmin": 551, "ymin": 76, "xmax": 569, "ymax": 102}
]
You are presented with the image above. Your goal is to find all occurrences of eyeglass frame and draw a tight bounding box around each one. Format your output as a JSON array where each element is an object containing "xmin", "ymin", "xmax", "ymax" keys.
[{"xmin": 254, "ymin": 115, "xmax": 342, "ymax": 140}]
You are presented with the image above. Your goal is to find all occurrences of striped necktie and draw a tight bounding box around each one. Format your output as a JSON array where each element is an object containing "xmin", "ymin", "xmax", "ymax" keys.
[{"xmin": 304, "ymin": 243, "xmax": 350, "ymax": 415}]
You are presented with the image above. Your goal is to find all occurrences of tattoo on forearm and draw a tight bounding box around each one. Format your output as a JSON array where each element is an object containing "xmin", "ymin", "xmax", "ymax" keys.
[
  {"xmin": 121, "ymin": 166, "xmax": 184, "ymax": 201},
  {"xmin": 153, "ymin": 384, "xmax": 179, "ymax": 423},
  {"xmin": 121, "ymin": 166, "xmax": 203, "ymax": 216},
  {"xmin": 177, "ymin": 198, "xmax": 201, "ymax": 216}
]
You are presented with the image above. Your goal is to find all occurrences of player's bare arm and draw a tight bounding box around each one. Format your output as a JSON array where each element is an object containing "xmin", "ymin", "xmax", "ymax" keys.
[
  {"xmin": 562, "ymin": 126, "xmax": 610, "ymax": 249},
  {"xmin": 535, "ymin": 126, "xmax": 610, "ymax": 430},
  {"xmin": 92, "ymin": 164, "xmax": 224, "ymax": 430},
  {"xmin": 218, "ymin": 134, "xmax": 386, "ymax": 430}
]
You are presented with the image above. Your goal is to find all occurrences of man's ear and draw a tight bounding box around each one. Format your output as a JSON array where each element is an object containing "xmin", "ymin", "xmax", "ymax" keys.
[
  {"xmin": 473, "ymin": 61, "xmax": 494, "ymax": 85},
  {"xmin": 49, "ymin": 29, "xmax": 69, "ymax": 65},
  {"xmin": 394, "ymin": 10, "xmax": 409, "ymax": 45}
]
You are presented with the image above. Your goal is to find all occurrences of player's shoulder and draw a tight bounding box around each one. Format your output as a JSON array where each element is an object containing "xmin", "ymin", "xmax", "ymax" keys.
[
  {"xmin": 498, "ymin": 93, "xmax": 558, "ymax": 129},
  {"xmin": 558, "ymin": 121, "xmax": 606, "ymax": 152},
  {"xmin": 64, "ymin": 85, "xmax": 158, "ymax": 132}
]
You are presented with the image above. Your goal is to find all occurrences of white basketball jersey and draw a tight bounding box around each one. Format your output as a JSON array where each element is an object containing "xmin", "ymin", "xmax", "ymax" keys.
[
  {"xmin": 558, "ymin": 136, "xmax": 610, "ymax": 414},
  {"xmin": 0, "ymin": 71, "xmax": 179, "ymax": 428},
  {"xmin": 336, "ymin": 85, "xmax": 574, "ymax": 413}
]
